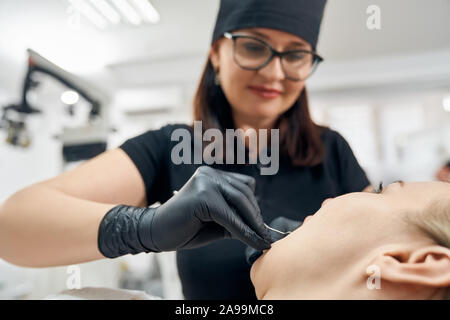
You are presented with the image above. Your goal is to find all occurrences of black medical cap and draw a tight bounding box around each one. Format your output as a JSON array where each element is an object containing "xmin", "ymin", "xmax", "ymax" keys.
[{"xmin": 211, "ymin": 0, "xmax": 327, "ymax": 50}]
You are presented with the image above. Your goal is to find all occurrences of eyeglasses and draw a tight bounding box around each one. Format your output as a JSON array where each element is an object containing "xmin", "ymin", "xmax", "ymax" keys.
[{"xmin": 224, "ymin": 32, "xmax": 323, "ymax": 82}]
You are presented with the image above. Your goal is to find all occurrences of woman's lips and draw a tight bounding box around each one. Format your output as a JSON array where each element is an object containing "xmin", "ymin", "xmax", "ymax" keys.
[{"xmin": 248, "ymin": 86, "xmax": 282, "ymax": 99}]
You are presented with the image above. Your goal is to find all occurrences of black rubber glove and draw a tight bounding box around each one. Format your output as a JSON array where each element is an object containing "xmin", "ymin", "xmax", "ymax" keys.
[
  {"xmin": 245, "ymin": 216, "xmax": 302, "ymax": 265},
  {"xmin": 98, "ymin": 166, "xmax": 272, "ymax": 258}
]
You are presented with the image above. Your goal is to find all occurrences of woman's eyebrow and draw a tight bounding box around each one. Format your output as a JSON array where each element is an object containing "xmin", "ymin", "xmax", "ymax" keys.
[{"xmin": 246, "ymin": 30, "xmax": 309, "ymax": 47}]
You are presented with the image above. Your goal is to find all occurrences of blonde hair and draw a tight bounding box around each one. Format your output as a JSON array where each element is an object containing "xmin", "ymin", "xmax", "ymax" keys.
[{"xmin": 406, "ymin": 197, "xmax": 450, "ymax": 300}]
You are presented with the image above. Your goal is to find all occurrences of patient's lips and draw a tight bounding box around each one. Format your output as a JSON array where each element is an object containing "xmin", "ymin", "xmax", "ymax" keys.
[
  {"xmin": 321, "ymin": 198, "xmax": 333, "ymax": 207},
  {"xmin": 303, "ymin": 215, "xmax": 313, "ymax": 224}
]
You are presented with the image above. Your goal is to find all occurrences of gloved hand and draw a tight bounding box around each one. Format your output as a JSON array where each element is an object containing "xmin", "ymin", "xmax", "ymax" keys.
[
  {"xmin": 98, "ymin": 166, "xmax": 272, "ymax": 258},
  {"xmin": 245, "ymin": 216, "xmax": 302, "ymax": 265}
]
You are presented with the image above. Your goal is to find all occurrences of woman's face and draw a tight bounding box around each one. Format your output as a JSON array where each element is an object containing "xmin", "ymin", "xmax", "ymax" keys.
[
  {"xmin": 209, "ymin": 27, "xmax": 312, "ymax": 128},
  {"xmin": 250, "ymin": 181, "xmax": 450, "ymax": 299}
]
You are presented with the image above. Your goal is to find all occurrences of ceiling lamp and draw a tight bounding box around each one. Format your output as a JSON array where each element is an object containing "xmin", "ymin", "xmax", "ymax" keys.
[
  {"xmin": 66, "ymin": 0, "xmax": 160, "ymax": 29},
  {"xmin": 131, "ymin": 0, "xmax": 160, "ymax": 23},
  {"xmin": 89, "ymin": 0, "xmax": 121, "ymax": 25},
  {"xmin": 111, "ymin": 0, "xmax": 142, "ymax": 25}
]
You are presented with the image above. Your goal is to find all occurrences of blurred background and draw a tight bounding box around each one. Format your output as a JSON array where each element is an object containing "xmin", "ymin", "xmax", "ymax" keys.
[{"xmin": 0, "ymin": 0, "xmax": 449, "ymax": 299}]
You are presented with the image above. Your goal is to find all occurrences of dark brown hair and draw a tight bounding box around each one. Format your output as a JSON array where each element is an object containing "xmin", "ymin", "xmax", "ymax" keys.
[{"xmin": 192, "ymin": 59, "xmax": 325, "ymax": 166}]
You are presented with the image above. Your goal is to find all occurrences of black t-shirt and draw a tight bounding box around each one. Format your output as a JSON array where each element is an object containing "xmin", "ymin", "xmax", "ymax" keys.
[{"xmin": 119, "ymin": 123, "xmax": 370, "ymax": 300}]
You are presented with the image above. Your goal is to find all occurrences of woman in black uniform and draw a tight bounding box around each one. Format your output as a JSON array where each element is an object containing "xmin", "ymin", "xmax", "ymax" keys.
[
  {"xmin": 0, "ymin": 0, "xmax": 371, "ymax": 300},
  {"xmin": 111, "ymin": 0, "xmax": 371, "ymax": 299}
]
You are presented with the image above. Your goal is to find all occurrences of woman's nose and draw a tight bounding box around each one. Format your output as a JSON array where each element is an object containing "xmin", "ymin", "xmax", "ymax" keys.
[{"xmin": 257, "ymin": 56, "xmax": 285, "ymax": 81}]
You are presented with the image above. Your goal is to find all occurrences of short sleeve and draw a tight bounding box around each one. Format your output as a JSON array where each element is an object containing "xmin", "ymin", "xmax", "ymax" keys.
[
  {"xmin": 333, "ymin": 131, "xmax": 371, "ymax": 193},
  {"xmin": 119, "ymin": 126, "xmax": 171, "ymax": 206}
]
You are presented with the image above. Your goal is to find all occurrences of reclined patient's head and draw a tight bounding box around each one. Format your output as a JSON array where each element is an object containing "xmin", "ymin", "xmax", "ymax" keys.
[{"xmin": 250, "ymin": 181, "xmax": 450, "ymax": 299}]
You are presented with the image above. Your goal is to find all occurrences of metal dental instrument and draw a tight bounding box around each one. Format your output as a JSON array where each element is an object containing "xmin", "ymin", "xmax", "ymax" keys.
[
  {"xmin": 264, "ymin": 223, "xmax": 292, "ymax": 235},
  {"xmin": 175, "ymin": 190, "xmax": 291, "ymax": 235}
]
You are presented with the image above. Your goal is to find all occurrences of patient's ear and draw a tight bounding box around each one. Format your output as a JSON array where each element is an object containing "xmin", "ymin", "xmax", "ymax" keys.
[
  {"xmin": 373, "ymin": 245, "xmax": 450, "ymax": 287},
  {"xmin": 209, "ymin": 40, "xmax": 222, "ymax": 70}
]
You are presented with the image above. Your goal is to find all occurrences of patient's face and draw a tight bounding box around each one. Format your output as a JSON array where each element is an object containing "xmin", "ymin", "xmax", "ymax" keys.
[{"xmin": 250, "ymin": 181, "xmax": 450, "ymax": 299}]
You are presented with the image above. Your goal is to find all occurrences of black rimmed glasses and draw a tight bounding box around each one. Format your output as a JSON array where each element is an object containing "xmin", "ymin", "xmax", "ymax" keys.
[{"xmin": 224, "ymin": 32, "xmax": 323, "ymax": 82}]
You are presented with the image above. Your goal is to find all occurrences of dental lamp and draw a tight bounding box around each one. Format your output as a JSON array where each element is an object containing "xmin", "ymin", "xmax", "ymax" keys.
[{"xmin": 0, "ymin": 49, "xmax": 112, "ymax": 164}]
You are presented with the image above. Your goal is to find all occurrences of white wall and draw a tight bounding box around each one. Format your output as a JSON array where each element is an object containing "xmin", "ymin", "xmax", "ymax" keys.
[{"xmin": 310, "ymin": 90, "xmax": 450, "ymax": 186}]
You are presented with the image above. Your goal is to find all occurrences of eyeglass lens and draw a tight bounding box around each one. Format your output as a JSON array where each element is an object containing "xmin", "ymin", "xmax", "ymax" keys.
[{"xmin": 233, "ymin": 37, "xmax": 318, "ymax": 81}]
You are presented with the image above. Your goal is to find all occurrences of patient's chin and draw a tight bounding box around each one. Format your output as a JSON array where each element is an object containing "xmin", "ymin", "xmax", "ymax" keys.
[
  {"xmin": 249, "ymin": 252, "xmax": 263, "ymax": 283},
  {"xmin": 250, "ymin": 251, "xmax": 269, "ymax": 299}
]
